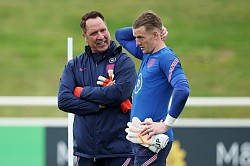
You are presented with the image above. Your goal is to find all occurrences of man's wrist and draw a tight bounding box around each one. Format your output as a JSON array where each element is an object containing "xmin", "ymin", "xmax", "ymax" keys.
[{"xmin": 164, "ymin": 114, "xmax": 176, "ymax": 126}]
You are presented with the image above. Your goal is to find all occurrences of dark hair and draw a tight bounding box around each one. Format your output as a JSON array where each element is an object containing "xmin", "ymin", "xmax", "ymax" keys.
[
  {"xmin": 133, "ymin": 11, "xmax": 162, "ymax": 32},
  {"xmin": 80, "ymin": 11, "xmax": 105, "ymax": 34}
]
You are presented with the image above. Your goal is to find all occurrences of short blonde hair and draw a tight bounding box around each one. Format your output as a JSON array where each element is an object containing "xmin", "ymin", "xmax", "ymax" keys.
[{"xmin": 133, "ymin": 11, "xmax": 162, "ymax": 31}]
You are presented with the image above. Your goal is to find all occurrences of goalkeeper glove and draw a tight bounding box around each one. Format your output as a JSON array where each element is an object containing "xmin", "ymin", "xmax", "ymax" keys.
[
  {"xmin": 97, "ymin": 76, "xmax": 112, "ymax": 86},
  {"xmin": 97, "ymin": 75, "xmax": 132, "ymax": 113},
  {"xmin": 125, "ymin": 117, "xmax": 169, "ymax": 153}
]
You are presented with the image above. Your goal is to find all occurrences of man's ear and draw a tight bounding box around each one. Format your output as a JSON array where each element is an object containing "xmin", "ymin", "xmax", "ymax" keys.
[
  {"xmin": 153, "ymin": 31, "xmax": 159, "ymax": 39},
  {"xmin": 82, "ymin": 34, "xmax": 86, "ymax": 41}
]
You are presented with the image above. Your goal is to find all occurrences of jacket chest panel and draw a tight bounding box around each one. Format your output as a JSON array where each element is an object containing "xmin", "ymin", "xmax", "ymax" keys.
[{"xmin": 77, "ymin": 59, "xmax": 110, "ymax": 87}]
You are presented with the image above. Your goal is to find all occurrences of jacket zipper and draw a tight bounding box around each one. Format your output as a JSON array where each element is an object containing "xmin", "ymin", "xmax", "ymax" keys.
[{"xmin": 93, "ymin": 61, "xmax": 98, "ymax": 161}]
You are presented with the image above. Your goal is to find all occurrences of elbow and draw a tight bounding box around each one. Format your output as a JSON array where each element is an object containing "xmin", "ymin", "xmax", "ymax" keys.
[
  {"xmin": 58, "ymin": 99, "xmax": 65, "ymax": 111},
  {"xmin": 185, "ymin": 87, "xmax": 190, "ymax": 97},
  {"xmin": 58, "ymin": 100, "xmax": 64, "ymax": 111},
  {"xmin": 183, "ymin": 87, "xmax": 190, "ymax": 100},
  {"xmin": 175, "ymin": 87, "xmax": 190, "ymax": 101},
  {"xmin": 115, "ymin": 28, "xmax": 129, "ymax": 43},
  {"xmin": 115, "ymin": 30, "xmax": 121, "ymax": 42},
  {"xmin": 57, "ymin": 96, "xmax": 68, "ymax": 112},
  {"xmin": 177, "ymin": 81, "xmax": 190, "ymax": 99}
]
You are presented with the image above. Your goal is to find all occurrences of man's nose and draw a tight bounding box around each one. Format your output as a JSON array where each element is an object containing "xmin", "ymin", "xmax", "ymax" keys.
[
  {"xmin": 136, "ymin": 40, "xmax": 141, "ymax": 47},
  {"xmin": 97, "ymin": 32, "xmax": 104, "ymax": 39}
]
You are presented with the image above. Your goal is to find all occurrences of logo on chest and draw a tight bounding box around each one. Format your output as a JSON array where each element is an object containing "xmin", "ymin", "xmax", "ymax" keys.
[
  {"xmin": 147, "ymin": 59, "xmax": 156, "ymax": 68},
  {"xmin": 109, "ymin": 57, "xmax": 116, "ymax": 63}
]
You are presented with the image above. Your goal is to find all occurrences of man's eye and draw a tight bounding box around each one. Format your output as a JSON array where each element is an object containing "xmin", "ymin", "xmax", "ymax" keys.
[{"xmin": 101, "ymin": 29, "xmax": 106, "ymax": 32}]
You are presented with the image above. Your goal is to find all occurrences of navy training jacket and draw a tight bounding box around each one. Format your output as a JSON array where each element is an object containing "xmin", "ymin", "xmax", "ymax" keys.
[{"xmin": 58, "ymin": 41, "xmax": 137, "ymax": 159}]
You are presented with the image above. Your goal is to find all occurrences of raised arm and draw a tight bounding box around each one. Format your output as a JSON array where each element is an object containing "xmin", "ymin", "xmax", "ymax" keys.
[{"xmin": 115, "ymin": 27, "xmax": 143, "ymax": 60}]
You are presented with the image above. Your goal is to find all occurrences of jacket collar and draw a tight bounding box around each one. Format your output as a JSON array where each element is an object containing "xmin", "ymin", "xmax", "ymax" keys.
[{"xmin": 85, "ymin": 41, "xmax": 120, "ymax": 56}]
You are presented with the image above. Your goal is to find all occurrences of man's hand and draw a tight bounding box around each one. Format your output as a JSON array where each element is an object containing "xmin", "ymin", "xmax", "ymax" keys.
[
  {"xmin": 74, "ymin": 87, "xmax": 83, "ymax": 98},
  {"xmin": 161, "ymin": 26, "xmax": 168, "ymax": 41},
  {"xmin": 140, "ymin": 120, "xmax": 171, "ymax": 140}
]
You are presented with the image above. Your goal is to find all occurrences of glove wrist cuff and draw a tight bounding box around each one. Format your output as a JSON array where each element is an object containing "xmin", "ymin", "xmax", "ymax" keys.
[{"xmin": 164, "ymin": 114, "xmax": 176, "ymax": 126}]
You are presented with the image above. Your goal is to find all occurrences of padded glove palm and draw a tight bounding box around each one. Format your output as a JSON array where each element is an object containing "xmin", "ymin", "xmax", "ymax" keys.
[{"xmin": 125, "ymin": 117, "xmax": 169, "ymax": 153}]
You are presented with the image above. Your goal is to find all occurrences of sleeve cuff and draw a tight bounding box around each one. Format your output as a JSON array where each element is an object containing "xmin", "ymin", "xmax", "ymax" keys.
[
  {"xmin": 80, "ymin": 86, "xmax": 90, "ymax": 98},
  {"xmin": 164, "ymin": 114, "xmax": 176, "ymax": 126}
]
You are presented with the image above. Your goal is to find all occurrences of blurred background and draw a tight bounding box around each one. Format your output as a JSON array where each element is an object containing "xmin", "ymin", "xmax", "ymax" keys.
[
  {"xmin": 1, "ymin": 0, "xmax": 250, "ymax": 117},
  {"xmin": 0, "ymin": 0, "xmax": 249, "ymax": 165}
]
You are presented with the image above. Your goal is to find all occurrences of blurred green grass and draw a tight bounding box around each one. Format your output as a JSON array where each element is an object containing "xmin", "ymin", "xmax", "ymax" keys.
[{"xmin": 0, "ymin": 0, "xmax": 249, "ymax": 117}]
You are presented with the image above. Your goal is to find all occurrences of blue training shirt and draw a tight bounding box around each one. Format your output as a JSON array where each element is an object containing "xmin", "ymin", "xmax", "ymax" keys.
[{"xmin": 115, "ymin": 27, "xmax": 190, "ymax": 141}]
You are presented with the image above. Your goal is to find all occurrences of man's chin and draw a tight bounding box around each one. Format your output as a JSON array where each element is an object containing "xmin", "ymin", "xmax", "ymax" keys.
[{"xmin": 97, "ymin": 46, "xmax": 109, "ymax": 53}]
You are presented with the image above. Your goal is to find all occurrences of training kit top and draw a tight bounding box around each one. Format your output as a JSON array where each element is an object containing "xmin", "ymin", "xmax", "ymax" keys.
[
  {"xmin": 115, "ymin": 27, "xmax": 190, "ymax": 141},
  {"xmin": 58, "ymin": 41, "xmax": 137, "ymax": 158}
]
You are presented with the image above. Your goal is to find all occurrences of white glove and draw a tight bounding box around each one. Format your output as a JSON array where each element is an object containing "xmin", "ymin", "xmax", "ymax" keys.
[
  {"xmin": 125, "ymin": 117, "xmax": 169, "ymax": 153},
  {"xmin": 97, "ymin": 75, "xmax": 115, "ymax": 86}
]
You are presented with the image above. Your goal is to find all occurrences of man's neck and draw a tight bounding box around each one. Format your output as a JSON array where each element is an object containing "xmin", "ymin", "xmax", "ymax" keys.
[{"xmin": 153, "ymin": 41, "xmax": 166, "ymax": 54}]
